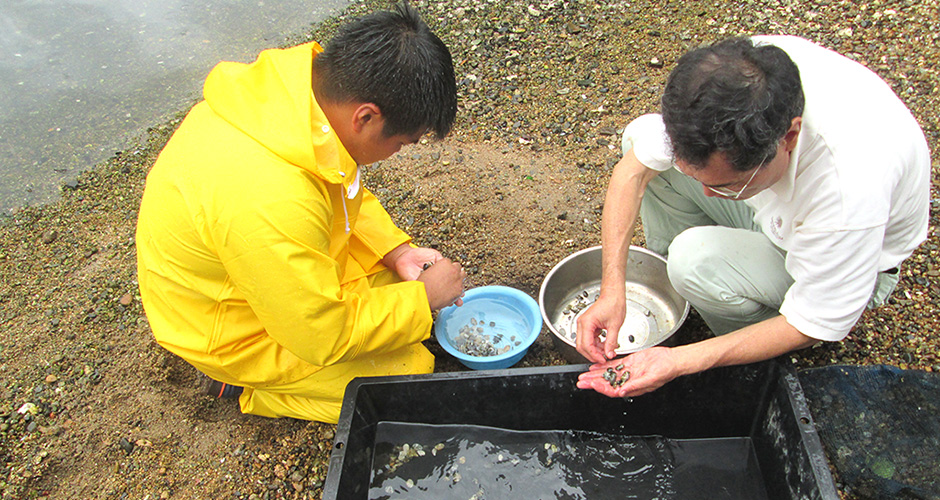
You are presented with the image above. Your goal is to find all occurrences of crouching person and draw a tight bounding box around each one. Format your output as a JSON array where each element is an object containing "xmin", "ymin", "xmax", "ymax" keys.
[{"xmin": 136, "ymin": 3, "xmax": 464, "ymax": 423}]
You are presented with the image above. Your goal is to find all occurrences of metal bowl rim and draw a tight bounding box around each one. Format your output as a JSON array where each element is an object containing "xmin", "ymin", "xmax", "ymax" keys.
[{"xmin": 538, "ymin": 245, "xmax": 690, "ymax": 355}]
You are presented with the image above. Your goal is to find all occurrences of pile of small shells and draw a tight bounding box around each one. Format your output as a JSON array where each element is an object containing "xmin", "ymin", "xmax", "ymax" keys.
[
  {"xmin": 602, "ymin": 363, "xmax": 631, "ymax": 388},
  {"xmin": 453, "ymin": 316, "xmax": 521, "ymax": 357},
  {"xmin": 555, "ymin": 290, "xmax": 599, "ymax": 342},
  {"xmin": 562, "ymin": 290, "xmax": 596, "ymax": 317},
  {"xmin": 379, "ymin": 440, "xmax": 567, "ymax": 495},
  {"xmin": 381, "ymin": 442, "xmax": 443, "ymax": 475}
]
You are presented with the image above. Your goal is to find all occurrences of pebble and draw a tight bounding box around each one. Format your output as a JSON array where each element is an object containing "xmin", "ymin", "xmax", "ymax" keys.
[
  {"xmin": 119, "ymin": 437, "xmax": 134, "ymax": 455},
  {"xmin": 41, "ymin": 230, "xmax": 58, "ymax": 244}
]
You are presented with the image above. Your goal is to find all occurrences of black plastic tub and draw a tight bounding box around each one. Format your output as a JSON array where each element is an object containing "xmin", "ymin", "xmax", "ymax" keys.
[{"xmin": 323, "ymin": 361, "xmax": 838, "ymax": 500}]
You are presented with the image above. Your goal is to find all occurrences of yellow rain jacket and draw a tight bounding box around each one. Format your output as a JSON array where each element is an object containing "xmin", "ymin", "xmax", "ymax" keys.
[{"xmin": 136, "ymin": 42, "xmax": 434, "ymax": 421}]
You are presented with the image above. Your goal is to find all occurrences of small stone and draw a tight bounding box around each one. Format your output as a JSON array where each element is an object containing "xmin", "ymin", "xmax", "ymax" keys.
[
  {"xmin": 18, "ymin": 402, "xmax": 37, "ymax": 415},
  {"xmin": 45, "ymin": 374, "xmax": 57, "ymax": 383},
  {"xmin": 648, "ymin": 56, "xmax": 664, "ymax": 68},
  {"xmin": 39, "ymin": 425, "xmax": 63, "ymax": 436},
  {"xmin": 119, "ymin": 293, "xmax": 133, "ymax": 306},
  {"xmin": 41, "ymin": 230, "xmax": 58, "ymax": 244},
  {"xmin": 119, "ymin": 437, "xmax": 134, "ymax": 455}
]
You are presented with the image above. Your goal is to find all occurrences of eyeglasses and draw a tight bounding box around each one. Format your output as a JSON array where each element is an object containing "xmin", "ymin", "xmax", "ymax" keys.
[{"xmin": 705, "ymin": 163, "xmax": 762, "ymax": 199}]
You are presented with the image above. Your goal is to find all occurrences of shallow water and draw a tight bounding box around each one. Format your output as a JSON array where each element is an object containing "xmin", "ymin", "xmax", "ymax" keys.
[
  {"xmin": 370, "ymin": 422, "xmax": 769, "ymax": 500},
  {"xmin": 0, "ymin": 0, "xmax": 348, "ymax": 213}
]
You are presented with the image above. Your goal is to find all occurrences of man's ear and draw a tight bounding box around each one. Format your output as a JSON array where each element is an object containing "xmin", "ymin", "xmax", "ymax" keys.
[
  {"xmin": 351, "ymin": 103, "xmax": 382, "ymax": 133},
  {"xmin": 783, "ymin": 116, "xmax": 802, "ymax": 152}
]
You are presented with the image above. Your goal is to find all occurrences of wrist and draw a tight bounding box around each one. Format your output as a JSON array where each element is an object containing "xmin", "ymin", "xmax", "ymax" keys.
[
  {"xmin": 598, "ymin": 280, "xmax": 626, "ymax": 299},
  {"xmin": 668, "ymin": 344, "xmax": 701, "ymax": 379},
  {"xmin": 382, "ymin": 243, "xmax": 410, "ymax": 267}
]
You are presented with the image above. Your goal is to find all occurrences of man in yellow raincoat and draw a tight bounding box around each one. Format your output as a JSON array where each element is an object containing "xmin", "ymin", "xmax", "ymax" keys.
[{"xmin": 135, "ymin": 3, "xmax": 465, "ymax": 423}]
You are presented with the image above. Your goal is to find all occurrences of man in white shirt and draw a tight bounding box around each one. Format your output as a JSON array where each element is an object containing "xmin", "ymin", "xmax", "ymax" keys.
[{"xmin": 576, "ymin": 36, "xmax": 930, "ymax": 397}]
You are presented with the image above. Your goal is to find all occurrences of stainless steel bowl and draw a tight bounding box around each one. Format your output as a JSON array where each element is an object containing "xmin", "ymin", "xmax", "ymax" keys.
[{"xmin": 539, "ymin": 245, "xmax": 690, "ymax": 363}]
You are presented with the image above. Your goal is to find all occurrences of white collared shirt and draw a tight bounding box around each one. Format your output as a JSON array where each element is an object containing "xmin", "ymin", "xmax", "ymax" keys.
[{"xmin": 622, "ymin": 35, "xmax": 930, "ymax": 341}]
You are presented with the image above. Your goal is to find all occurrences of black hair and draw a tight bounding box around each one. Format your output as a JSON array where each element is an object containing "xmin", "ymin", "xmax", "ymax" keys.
[
  {"xmin": 312, "ymin": 2, "xmax": 457, "ymax": 139},
  {"xmin": 661, "ymin": 37, "xmax": 804, "ymax": 171}
]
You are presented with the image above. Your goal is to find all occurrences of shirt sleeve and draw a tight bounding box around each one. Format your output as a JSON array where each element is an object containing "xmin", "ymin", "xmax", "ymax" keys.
[
  {"xmin": 621, "ymin": 113, "xmax": 675, "ymax": 171},
  {"xmin": 779, "ymin": 225, "xmax": 885, "ymax": 341}
]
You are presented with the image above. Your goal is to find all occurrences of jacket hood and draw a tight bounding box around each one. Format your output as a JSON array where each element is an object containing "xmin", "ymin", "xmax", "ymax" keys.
[{"xmin": 202, "ymin": 42, "xmax": 356, "ymax": 186}]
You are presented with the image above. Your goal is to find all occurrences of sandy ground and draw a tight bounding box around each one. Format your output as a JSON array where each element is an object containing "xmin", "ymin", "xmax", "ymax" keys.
[{"xmin": 0, "ymin": 0, "xmax": 937, "ymax": 498}]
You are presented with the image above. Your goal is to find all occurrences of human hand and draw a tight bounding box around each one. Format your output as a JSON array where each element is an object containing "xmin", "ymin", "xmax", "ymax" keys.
[
  {"xmin": 575, "ymin": 346, "xmax": 680, "ymax": 398},
  {"xmin": 417, "ymin": 258, "xmax": 466, "ymax": 310},
  {"xmin": 575, "ymin": 294, "xmax": 625, "ymax": 363},
  {"xmin": 386, "ymin": 246, "xmax": 444, "ymax": 281}
]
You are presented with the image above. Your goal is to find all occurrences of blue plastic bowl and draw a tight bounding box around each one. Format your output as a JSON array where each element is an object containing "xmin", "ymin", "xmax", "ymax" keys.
[{"xmin": 434, "ymin": 286, "xmax": 542, "ymax": 370}]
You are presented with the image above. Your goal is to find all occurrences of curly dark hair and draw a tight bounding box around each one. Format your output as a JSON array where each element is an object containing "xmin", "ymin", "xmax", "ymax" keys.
[
  {"xmin": 661, "ymin": 37, "xmax": 804, "ymax": 171},
  {"xmin": 312, "ymin": 2, "xmax": 457, "ymax": 139}
]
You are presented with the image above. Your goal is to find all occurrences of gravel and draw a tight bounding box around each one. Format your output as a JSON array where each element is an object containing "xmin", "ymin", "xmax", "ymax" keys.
[{"xmin": 0, "ymin": 0, "xmax": 936, "ymax": 498}]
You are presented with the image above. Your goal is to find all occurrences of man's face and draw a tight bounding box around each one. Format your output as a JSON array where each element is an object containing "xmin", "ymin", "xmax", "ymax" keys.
[
  {"xmin": 361, "ymin": 129, "xmax": 424, "ymax": 165},
  {"xmin": 674, "ymin": 117, "xmax": 802, "ymax": 201},
  {"xmin": 349, "ymin": 113, "xmax": 425, "ymax": 166},
  {"xmin": 675, "ymin": 142, "xmax": 789, "ymax": 201}
]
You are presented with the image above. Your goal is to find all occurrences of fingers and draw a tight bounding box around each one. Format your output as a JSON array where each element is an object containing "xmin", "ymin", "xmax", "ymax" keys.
[
  {"xmin": 604, "ymin": 332, "xmax": 621, "ymax": 360},
  {"xmin": 575, "ymin": 299, "xmax": 628, "ymax": 363},
  {"xmin": 575, "ymin": 328, "xmax": 606, "ymax": 364},
  {"xmin": 578, "ymin": 341, "xmax": 607, "ymax": 365},
  {"xmin": 578, "ymin": 347, "xmax": 678, "ymax": 399},
  {"xmin": 576, "ymin": 368, "xmax": 629, "ymax": 398},
  {"xmin": 577, "ymin": 329, "xmax": 613, "ymax": 365},
  {"xmin": 577, "ymin": 358, "xmax": 640, "ymax": 398},
  {"xmin": 418, "ymin": 258, "xmax": 467, "ymax": 310}
]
